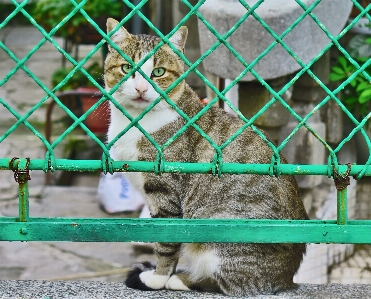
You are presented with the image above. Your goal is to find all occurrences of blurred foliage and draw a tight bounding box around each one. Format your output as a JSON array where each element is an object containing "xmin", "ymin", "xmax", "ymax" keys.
[
  {"xmin": 0, "ymin": 3, "xmax": 37, "ymax": 25},
  {"xmin": 52, "ymin": 62, "xmax": 103, "ymax": 91},
  {"xmin": 32, "ymin": 0, "xmax": 123, "ymax": 38},
  {"xmin": 330, "ymin": 34, "xmax": 371, "ymax": 127}
]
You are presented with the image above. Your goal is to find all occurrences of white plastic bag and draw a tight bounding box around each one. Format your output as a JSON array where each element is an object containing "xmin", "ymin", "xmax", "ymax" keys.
[{"xmin": 97, "ymin": 172, "xmax": 147, "ymax": 214}]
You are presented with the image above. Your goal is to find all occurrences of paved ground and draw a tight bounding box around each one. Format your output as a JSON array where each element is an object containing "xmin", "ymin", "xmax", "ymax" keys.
[{"xmin": 3, "ymin": 280, "xmax": 371, "ymax": 299}]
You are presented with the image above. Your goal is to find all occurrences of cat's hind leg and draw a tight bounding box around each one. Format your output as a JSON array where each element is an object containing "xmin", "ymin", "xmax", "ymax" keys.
[
  {"xmin": 165, "ymin": 271, "xmax": 221, "ymax": 293},
  {"xmin": 164, "ymin": 243, "xmax": 222, "ymax": 293},
  {"xmin": 165, "ymin": 272, "xmax": 191, "ymax": 291}
]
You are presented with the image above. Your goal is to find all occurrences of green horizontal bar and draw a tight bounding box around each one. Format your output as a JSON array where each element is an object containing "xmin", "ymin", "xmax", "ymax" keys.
[
  {"xmin": 0, "ymin": 159, "xmax": 369, "ymax": 176},
  {"xmin": 0, "ymin": 218, "xmax": 371, "ymax": 243}
]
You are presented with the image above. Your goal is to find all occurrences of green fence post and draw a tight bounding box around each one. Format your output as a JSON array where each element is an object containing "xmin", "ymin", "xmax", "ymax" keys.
[
  {"xmin": 337, "ymin": 189, "xmax": 348, "ymax": 225},
  {"xmin": 10, "ymin": 158, "xmax": 31, "ymax": 223},
  {"xmin": 334, "ymin": 164, "xmax": 352, "ymax": 225}
]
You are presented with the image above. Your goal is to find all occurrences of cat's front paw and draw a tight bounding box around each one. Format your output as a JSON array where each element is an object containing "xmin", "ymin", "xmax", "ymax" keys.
[{"xmin": 140, "ymin": 270, "xmax": 170, "ymax": 289}]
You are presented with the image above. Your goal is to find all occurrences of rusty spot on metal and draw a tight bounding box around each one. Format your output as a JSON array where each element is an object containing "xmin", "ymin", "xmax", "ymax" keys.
[
  {"xmin": 10, "ymin": 157, "xmax": 31, "ymax": 184},
  {"xmin": 333, "ymin": 163, "xmax": 351, "ymax": 191}
]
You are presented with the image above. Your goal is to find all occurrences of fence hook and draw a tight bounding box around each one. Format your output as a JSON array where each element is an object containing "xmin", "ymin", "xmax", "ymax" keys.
[
  {"xmin": 212, "ymin": 152, "xmax": 223, "ymax": 178},
  {"xmin": 102, "ymin": 152, "xmax": 114, "ymax": 175},
  {"xmin": 333, "ymin": 163, "xmax": 351, "ymax": 191},
  {"xmin": 269, "ymin": 154, "xmax": 281, "ymax": 178},
  {"xmin": 155, "ymin": 152, "xmax": 165, "ymax": 176},
  {"xmin": 9, "ymin": 157, "xmax": 31, "ymax": 184}
]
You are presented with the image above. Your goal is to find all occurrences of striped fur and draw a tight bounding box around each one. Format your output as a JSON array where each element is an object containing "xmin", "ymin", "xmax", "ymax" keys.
[{"xmin": 105, "ymin": 18, "xmax": 308, "ymax": 296}]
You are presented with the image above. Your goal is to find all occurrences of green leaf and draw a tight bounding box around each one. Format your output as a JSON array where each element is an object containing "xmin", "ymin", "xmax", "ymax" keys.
[
  {"xmin": 357, "ymin": 57, "xmax": 369, "ymax": 63},
  {"xmin": 356, "ymin": 81, "xmax": 371, "ymax": 92},
  {"xmin": 360, "ymin": 104, "xmax": 368, "ymax": 117},
  {"xmin": 366, "ymin": 37, "xmax": 371, "ymax": 44},
  {"xmin": 355, "ymin": 76, "xmax": 367, "ymax": 84},
  {"xmin": 338, "ymin": 56, "xmax": 348, "ymax": 70},
  {"xmin": 332, "ymin": 66, "xmax": 345, "ymax": 75},
  {"xmin": 359, "ymin": 89, "xmax": 371, "ymax": 104},
  {"xmin": 350, "ymin": 79, "xmax": 357, "ymax": 87},
  {"xmin": 344, "ymin": 96, "xmax": 358, "ymax": 104},
  {"xmin": 329, "ymin": 73, "xmax": 346, "ymax": 82}
]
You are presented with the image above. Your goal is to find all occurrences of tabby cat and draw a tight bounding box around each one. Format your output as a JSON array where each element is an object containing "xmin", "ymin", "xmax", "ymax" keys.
[{"xmin": 104, "ymin": 18, "xmax": 308, "ymax": 296}]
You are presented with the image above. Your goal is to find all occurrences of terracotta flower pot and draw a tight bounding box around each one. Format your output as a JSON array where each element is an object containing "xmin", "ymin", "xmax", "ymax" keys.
[{"xmin": 77, "ymin": 87, "xmax": 110, "ymax": 133}]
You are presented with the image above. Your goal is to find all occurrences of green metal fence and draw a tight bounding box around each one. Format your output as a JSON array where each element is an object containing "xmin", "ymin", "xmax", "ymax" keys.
[{"xmin": 1, "ymin": 0, "xmax": 371, "ymax": 244}]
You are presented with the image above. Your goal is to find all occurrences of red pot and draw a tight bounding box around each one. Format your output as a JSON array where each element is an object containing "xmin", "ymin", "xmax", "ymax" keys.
[{"xmin": 77, "ymin": 87, "xmax": 110, "ymax": 133}]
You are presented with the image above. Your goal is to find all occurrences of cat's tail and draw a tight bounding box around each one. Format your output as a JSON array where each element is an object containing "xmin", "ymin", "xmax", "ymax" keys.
[{"xmin": 125, "ymin": 261, "xmax": 157, "ymax": 291}]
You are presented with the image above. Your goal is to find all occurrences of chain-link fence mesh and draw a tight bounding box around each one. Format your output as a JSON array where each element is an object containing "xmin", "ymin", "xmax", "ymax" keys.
[{"xmin": 0, "ymin": 0, "xmax": 371, "ymax": 243}]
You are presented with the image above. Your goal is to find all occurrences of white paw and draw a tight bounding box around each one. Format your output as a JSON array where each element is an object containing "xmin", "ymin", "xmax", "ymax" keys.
[
  {"xmin": 139, "ymin": 270, "xmax": 169, "ymax": 289},
  {"xmin": 165, "ymin": 275, "xmax": 191, "ymax": 291}
]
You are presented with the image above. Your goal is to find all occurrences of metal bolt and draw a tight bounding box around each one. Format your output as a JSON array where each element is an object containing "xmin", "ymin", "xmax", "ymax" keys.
[{"xmin": 20, "ymin": 227, "xmax": 28, "ymax": 235}]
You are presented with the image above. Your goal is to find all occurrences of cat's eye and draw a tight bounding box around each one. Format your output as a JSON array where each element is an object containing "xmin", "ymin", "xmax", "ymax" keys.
[
  {"xmin": 152, "ymin": 67, "xmax": 165, "ymax": 77},
  {"xmin": 122, "ymin": 64, "xmax": 132, "ymax": 74}
]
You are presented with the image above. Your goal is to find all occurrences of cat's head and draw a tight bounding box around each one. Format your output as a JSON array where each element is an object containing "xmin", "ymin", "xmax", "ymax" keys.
[{"xmin": 104, "ymin": 18, "xmax": 188, "ymax": 111}]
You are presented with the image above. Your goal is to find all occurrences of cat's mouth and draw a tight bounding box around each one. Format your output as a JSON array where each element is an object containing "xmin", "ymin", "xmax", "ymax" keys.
[{"xmin": 133, "ymin": 97, "xmax": 149, "ymax": 103}]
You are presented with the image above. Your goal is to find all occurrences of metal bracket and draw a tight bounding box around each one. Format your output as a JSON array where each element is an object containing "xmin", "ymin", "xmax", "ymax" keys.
[{"xmin": 9, "ymin": 157, "xmax": 31, "ymax": 184}]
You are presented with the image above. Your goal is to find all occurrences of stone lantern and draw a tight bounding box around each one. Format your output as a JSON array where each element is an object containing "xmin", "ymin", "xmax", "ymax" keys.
[{"xmin": 198, "ymin": 0, "xmax": 352, "ymax": 167}]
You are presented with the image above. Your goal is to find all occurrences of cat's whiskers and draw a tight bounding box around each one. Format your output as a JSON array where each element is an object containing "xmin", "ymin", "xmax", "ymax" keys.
[
  {"xmin": 90, "ymin": 106, "xmax": 109, "ymax": 122},
  {"xmin": 81, "ymin": 89, "xmax": 110, "ymax": 122}
]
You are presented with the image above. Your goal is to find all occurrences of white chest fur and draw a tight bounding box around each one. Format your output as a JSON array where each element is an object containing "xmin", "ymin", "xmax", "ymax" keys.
[
  {"xmin": 106, "ymin": 54, "xmax": 179, "ymax": 199},
  {"xmin": 107, "ymin": 104, "xmax": 179, "ymax": 161},
  {"xmin": 107, "ymin": 103, "xmax": 179, "ymax": 199}
]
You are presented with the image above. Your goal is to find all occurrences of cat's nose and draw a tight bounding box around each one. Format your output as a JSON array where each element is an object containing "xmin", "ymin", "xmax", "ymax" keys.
[
  {"xmin": 135, "ymin": 80, "xmax": 148, "ymax": 95},
  {"xmin": 135, "ymin": 87, "xmax": 148, "ymax": 95}
]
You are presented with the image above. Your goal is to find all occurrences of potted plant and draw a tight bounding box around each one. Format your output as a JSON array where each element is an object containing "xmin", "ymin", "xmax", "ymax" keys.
[
  {"xmin": 51, "ymin": 62, "xmax": 110, "ymax": 133},
  {"xmin": 329, "ymin": 35, "xmax": 371, "ymax": 163},
  {"xmin": 330, "ymin": 29, "xmax": 371, "ymax": 118},
  {"xmin": 33, "ymin": 0, "xmax": 123, "ymax": 44}
]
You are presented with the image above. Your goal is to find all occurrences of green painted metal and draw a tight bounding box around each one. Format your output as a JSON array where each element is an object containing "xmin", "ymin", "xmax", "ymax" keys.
[
  {"xmin": 1, "ymin": 218, "xmax": 371, "ymax": 244},
  {"xmin": 1, "ymin": 159, "xmax": 370, "ymax": 177},
  {"xmin": 337, "ymin": 189, "xmax": 348, "ymax": 226},
  {"xmin": 0, "ymin": 0, "xmax": 371, "ymax": 244},
  {"xmin": 17, "ymin": 186, "xmax": 28, "ymax": 222}
]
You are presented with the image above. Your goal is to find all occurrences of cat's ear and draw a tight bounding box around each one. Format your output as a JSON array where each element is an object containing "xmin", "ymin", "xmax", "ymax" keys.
[
  {"xmin": 169, "ymin": 26, "xmax": 188, "ymax": 53},
  {"xmin": 106, "ymin": 18, "xmax": 131, "ymax": 49}
]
